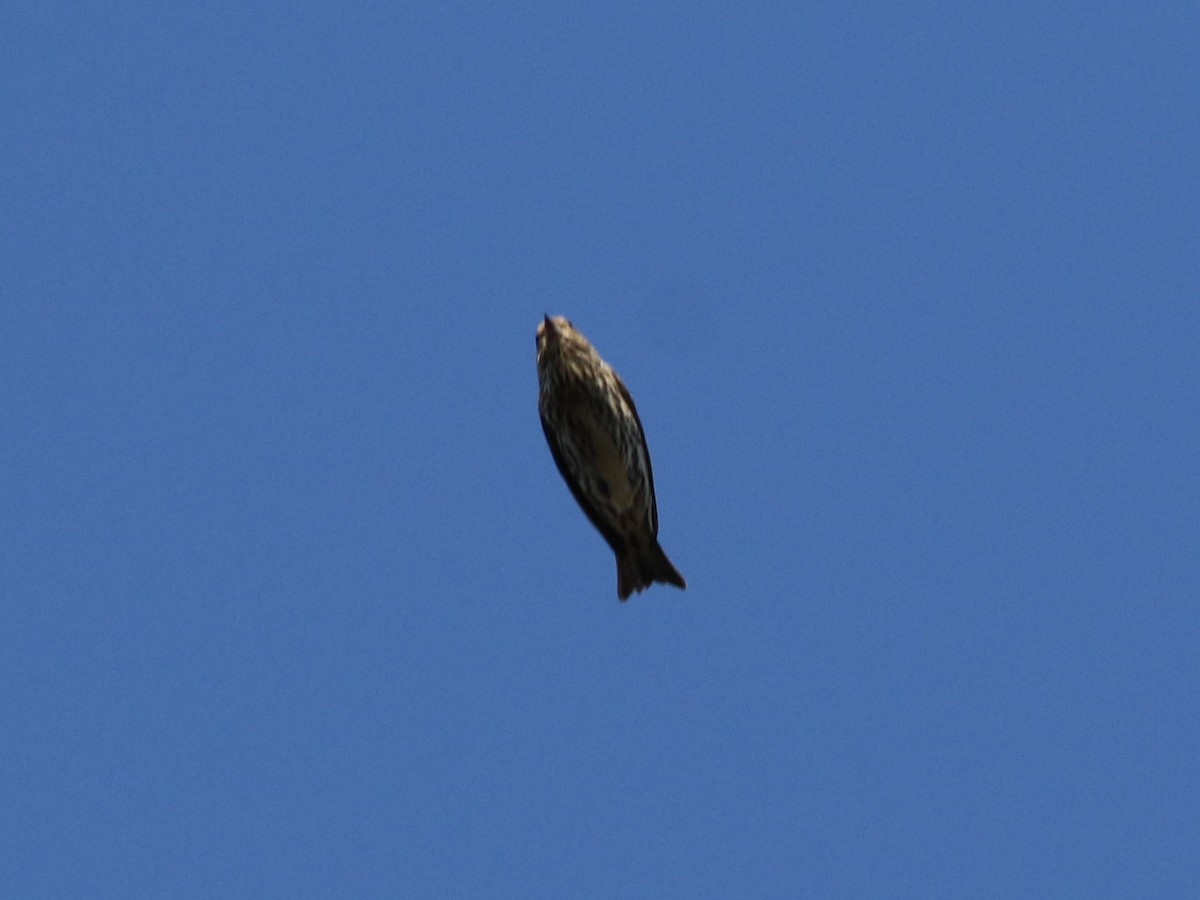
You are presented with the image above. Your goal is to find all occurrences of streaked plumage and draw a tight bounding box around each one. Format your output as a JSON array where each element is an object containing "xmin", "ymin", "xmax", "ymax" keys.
[{"xmin": 535, "ymin": 315, "xmax": 686, "ymax": 600}]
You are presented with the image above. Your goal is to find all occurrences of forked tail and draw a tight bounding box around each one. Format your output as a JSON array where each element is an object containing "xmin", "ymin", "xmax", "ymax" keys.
[{"xmin": 616, "ymin": 540, "xmax": 686, "ymax": 601}]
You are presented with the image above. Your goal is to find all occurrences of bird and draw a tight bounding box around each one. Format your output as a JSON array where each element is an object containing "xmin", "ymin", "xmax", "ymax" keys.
[{"xmin": 535, "ymin": 315, "xmax": 686, "ymax": 600}]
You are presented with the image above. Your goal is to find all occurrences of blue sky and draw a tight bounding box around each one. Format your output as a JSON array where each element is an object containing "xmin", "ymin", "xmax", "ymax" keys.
[{"xmin": 3, "ymin": 3, "xmax": 1197, "ymax": 897}]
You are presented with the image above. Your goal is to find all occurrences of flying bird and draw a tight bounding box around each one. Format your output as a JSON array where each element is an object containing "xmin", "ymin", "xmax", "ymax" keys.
[{"xmin": 535, "ymin": 315, "xmax": 686, "ymax": 600}]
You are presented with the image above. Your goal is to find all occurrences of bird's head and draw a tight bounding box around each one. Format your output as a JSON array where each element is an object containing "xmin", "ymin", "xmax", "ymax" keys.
[{"xmin": 536, "ymin": 315, "xmax": 598, "ymax": 376}]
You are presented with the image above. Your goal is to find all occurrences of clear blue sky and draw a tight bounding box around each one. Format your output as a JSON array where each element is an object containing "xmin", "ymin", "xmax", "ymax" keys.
[{"xmin": 3, "ymin": 3, "xmax": 1197, "ymax": 897}]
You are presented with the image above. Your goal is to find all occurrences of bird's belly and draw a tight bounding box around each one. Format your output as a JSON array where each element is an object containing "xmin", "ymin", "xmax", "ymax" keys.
[{"xmin": 591, "ymin": 426, "xmax": 636, "ymax": 511}]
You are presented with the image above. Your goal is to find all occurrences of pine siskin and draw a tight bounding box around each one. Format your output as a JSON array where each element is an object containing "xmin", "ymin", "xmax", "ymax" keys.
[{"xmin": 535, "ymin": 315, "xmax": 686, "ymax": 600}]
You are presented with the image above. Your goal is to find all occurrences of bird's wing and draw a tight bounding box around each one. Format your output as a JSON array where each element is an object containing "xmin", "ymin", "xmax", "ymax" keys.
[{"xmin": 613, "ymin": 375, "xmax": 659, "ymax": 536}]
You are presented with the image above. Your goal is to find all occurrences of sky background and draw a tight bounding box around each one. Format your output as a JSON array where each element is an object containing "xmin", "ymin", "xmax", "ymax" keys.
[{"xmin": 3, "ymin": 3, "xmax": 1198, "ymax": 897}]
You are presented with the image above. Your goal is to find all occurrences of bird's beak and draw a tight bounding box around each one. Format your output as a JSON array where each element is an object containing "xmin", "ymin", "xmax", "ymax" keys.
[{"xmin": 542, "ymin": 315, "xmax": 557, "ymax": 342}]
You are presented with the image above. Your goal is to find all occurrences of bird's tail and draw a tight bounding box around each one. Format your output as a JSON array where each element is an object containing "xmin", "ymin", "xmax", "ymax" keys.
[{"xmin": 616, "ymin": 540, "xmax": 687, "ymax": 601}]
